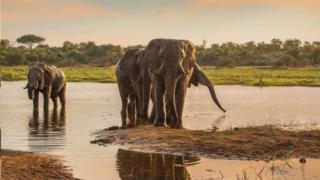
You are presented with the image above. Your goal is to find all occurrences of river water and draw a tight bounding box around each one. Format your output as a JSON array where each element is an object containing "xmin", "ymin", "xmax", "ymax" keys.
[{"xmin": 0, "ymin": 81, "xmax": 319, "ymax": 179}]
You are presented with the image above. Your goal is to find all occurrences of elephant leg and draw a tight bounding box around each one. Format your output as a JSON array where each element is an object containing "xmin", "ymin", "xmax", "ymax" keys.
[
  {"xmin": 120, "ymin": 96, "xmax": 128, "ymax": 129},
  {"xmin": 58, "ymin": 83, "xmax": 66, "ymax": 111},
  {"xmin": 52, "ymin": 96, "xmax": 58, "ymax": 110},
  {"xmin": 154, "ymin": 78, "xmax": 166, "ymax": 127},
  {"xmin": 43, "ymin": 87, "xmax": 51, "ymax": 120},
  {"xmin": 127, "ymin": 95, "xmax": 136, "ymax": 128},
  {"xmin": 33, "ymin": 90, "xmax": 39, "ymax": 112},
  {"xmin": 136, "ymin": 83, "xmax": 144, "ymax": 124},
  {"xmin": 141, "ymin": 70, "xmax": 151, "ymax": 123},
  {"xmin": 118, "ymin": 82, "xmax": 129, "ymax": 129},
  {"xmin": 165, "ymin": 102, "xmax": 173, "ymax": 126},
  {"xmin": 149, "ymin": 85, "xmax": 156, "ymax": 124},
  {"xmin": 135, "ymin": 98, "xmax": 141, "ymax": 126},
  {"xmin": 149, "ymin": 104, "xmax": 156, "ymax": 124},
  {"xmin": 174, "ymin": 77, "xmax": 188, "ymax": 129}
]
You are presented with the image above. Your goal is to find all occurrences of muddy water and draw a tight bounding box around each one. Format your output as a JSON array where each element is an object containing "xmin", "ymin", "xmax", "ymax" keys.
[{"xmin": 1, "ymin": 81, "xmax": 320, "ymax": 179}]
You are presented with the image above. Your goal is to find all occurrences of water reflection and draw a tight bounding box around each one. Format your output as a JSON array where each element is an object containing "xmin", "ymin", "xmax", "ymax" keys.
[
  {"xmin": 116, "ymin": 149, "xmax": 200, "ymax": 180},
  {"xmin": 28, "ymin": 108, "xmax": 66, "ymax": 152}
]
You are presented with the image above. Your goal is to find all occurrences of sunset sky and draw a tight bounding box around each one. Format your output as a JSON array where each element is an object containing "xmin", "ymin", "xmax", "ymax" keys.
[{"xmin": 1, "ymin": 0, "xmax": 320, "ymax": 46}]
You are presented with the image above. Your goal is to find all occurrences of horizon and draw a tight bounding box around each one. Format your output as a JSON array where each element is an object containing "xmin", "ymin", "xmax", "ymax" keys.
[{"xmin": 1, "ymin": 0, "xmax": 320, "ymax": 46}]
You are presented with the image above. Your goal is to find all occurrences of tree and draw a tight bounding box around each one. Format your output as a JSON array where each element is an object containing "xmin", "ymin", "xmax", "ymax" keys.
[
  {"xmin": 0, "ymin": 39, "xmax": 10, "ymax": 49},
  {"xmin": 5, "ymin": 51, "xmax": 24, "ymax": 65},
  {"xmin": 16, "ymin": 34, "xmax": 45, "ymax": 49},
  {"xmin": 283, "ymin": 39, "xmax": 301, "ymax": 59},
  {"xmin": 270, "ymin": 39, "xmax": 282, "ymax": 51},
  {"xmin": 274, "ymin": 53, "xmax": 295, "ymax": 67}
]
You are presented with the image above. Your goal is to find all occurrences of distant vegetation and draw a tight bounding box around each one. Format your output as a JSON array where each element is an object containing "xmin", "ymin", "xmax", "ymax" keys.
[
  {"xmin": 1, "ymin": 35, "xmax": 320, "ymax": 67},
  {"xmin": 1, "ymin": 66, "xmax": 320, "ymax": 86}
]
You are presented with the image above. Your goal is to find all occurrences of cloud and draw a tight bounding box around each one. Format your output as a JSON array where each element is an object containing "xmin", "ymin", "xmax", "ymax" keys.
[
  {"xmin": 191, "ymin": 0, "xmax": 320, "ymax": 9},
  {"xmin": 2, "ymin": 0, "xmax": 121, "ymax": 22}
]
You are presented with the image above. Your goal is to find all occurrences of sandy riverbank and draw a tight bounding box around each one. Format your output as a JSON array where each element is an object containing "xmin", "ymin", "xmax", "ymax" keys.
[{"xmin": 0, "ymin": 150, "xmax": 75, "ymax": 180}]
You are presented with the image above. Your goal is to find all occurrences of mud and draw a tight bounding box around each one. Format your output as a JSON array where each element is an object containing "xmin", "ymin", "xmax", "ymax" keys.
[
  {"xmin": 0, "ymin": 150, "xmax": 75, "ymax": 180},
  {"xmin": 92, "ymin": 125, "xmax": 320, "ymax": 160}
]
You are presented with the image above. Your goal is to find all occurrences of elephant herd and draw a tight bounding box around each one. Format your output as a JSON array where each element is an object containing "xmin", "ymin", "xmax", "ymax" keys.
[
  {"xmin": 23, "ymin": 39, "xmax": 225, "ymax": 129},
  {"xmin": 116, "ymin": 39, "xmax": 226, "ymax": 129}
]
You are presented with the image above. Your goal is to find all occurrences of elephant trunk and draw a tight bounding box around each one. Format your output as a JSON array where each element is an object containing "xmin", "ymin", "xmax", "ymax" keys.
[
  {"xmin": 28, "ymin": 87, "xmax": 34, "ymax": 100},
  {"xmin": 194, "ymin": 67, "xmax": 226, "ymax": 113},
  {"xmin": 207, "ymin": 85, "xmax": 226, "ymax": 112},
  {"xmin": 165, "ymin": 78, "xmax": 178, "ymax": 127}
]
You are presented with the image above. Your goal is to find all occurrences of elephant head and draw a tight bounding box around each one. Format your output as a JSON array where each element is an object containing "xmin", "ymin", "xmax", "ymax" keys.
[{"xmin": 24, "ymin": 64, "xmax": 54, "ymax": 100}]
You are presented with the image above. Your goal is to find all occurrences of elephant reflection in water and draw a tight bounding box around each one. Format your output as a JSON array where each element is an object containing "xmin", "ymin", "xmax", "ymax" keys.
[
  {"xmin": 28, "ymin": 108, "xmax": 66, "ymax": 152},
  {"xmin": 116, "ymin": 149, "xmax": 200, "ymax": 180}
]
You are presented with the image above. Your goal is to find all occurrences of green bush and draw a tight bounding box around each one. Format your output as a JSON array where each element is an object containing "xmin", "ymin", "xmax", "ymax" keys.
[{"xmin": 5, "ymin": 52, "xmax": 25, "ymax": 65}]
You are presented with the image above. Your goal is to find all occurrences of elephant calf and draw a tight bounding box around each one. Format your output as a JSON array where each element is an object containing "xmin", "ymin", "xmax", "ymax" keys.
[
  {"xmin": 116, "ymin": 48, "xmax": 144, "ymax": 128},
  {"xmin": 25, "ymin": 64, "xmax": 66, "ymax": 114}
]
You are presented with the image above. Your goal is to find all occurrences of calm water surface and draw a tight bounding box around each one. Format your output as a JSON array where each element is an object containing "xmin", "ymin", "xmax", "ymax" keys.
[{"xmin": 0, "ymin": 81, "xmax": 320, "ymax": 179}]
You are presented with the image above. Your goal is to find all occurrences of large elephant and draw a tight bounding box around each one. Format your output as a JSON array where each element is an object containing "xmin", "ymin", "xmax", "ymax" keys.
[
  {"xmin": 139, "ymin": 39, "xmax": 225, "ymax": 128},
  {"xmin": 24, "ymin": 64, "xmax": 66, "ymax": 114},
  {"xmin": 116, "ymin": 48, "xmax": 145, "ymax": 128}
]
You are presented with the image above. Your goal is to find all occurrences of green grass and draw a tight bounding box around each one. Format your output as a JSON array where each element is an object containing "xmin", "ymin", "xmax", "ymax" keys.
[{"xmin": 1, "ymin": 66, "xmax": 320, "ymax": 86}]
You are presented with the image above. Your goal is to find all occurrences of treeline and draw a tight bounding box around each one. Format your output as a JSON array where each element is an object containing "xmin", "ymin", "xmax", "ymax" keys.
[
  {"xmin": 1, "ymin": 36, "xmax": 320, "ymax": 67},
  {"xmin": 196, "ymin": 39, "xmax": 320, "ymax": 67},
  {"xmin": 0, "ymin": 38, "xmax": 126, "ymax": 67}
]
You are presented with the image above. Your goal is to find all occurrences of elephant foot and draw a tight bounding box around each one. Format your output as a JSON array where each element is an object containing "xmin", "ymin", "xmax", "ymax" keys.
[
  {"xmin": 148, "ymin": 120, "xmax": 154, "ymax": 124},
  {"xmin": 154, "ymin": 121, "xmax": 167, "ymax": 127},
  {"xmin": 166, "ymin": 120, "xmax": 171, "ymax": 126},
  {"xmin": 127, "ymin": 123, "xmax": 136, "ymax": 128},
  {"xmin": 120, "ymin": 124, "xmax": 127, "ymax": 129},
  {"xmin": 175, "ymin": 124, "xmax": 184, "ymax": 129},
  {"xmin": 139, "ymin": 118, "xmax": 150, "ymax": 125},
  {"xmin": 139, "ymin": 120, "xmax": 149, "ymax": 125},
  {"xmin": 148, "ymin": 117, "xmax": 155, "ymax": 124},
  {"xmin": 170, "ymin": 122, "xmax": 183, "ymax": 129}
]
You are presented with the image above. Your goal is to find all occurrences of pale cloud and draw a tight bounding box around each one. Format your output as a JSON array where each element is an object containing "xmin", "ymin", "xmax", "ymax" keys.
[
  {"xmin": 191, "ymin": 0, "xmax": 320, "ymax": 9},
  {"xmin": 2, "ymin": 0, "xmax": 121, "ymax": 22}
]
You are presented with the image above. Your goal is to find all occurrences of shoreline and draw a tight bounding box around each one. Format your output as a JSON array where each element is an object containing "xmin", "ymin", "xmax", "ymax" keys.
[
  {"xmin": 1, "ymin": 66, "xmax": 320, "ymax": 87},
  {"xmin": 2, "ymin": 80, "xmax": 320, "ymax": 88},
  {"xmin": 0, "ymin": 149, "xmax": 75, "ymax": 180},
  {"xmin": 92, "ymin": 125, "xmax": 320, "ymax": 161}
]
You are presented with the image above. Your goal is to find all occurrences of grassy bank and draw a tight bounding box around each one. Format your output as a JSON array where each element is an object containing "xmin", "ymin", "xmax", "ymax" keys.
[{"xmin": 1, "ymin": 66, "xmax": 320, "ymax": 86}]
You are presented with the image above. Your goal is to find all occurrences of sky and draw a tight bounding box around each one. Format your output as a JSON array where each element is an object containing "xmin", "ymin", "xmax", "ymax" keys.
[{"xmin": 1, "ymin": 0, "xmax": 320, "ymax": 46}]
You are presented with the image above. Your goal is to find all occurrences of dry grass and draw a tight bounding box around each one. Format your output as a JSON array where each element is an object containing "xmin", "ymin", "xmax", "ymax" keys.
[
  {"xmin": 92, "ymin": 125, "xmax": 320, "ymax": 160},
  {"xmin": 0, "ymin": 150, "xmax": 75, "ymax": 180}
]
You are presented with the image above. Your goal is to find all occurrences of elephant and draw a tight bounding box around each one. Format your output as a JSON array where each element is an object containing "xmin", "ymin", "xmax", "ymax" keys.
[
  {"xmin": 24, "ymin": 64, "xmax": 66, "ymax": 115},
  {"xmin": 139, "ymin": 39, "xmax": 226, "ymax": 128},
  {"xmin": 116, "ymin": 48, "xmax": 145, "ymax": 128},
  {"xmin": 116, "ymin": 149, "xmax": 194, "ymax": 179}
]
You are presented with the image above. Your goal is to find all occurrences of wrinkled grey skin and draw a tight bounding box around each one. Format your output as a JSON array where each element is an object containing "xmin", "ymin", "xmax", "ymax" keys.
[
  {"xmin": 116, "ymin": 48, "xmax": 145, "ymax": 128},
  {"xmin": 24, "ymin": 64, "xmax": 66, "ymax": 116},
  {"xmin": 139, "ymin": 39, "xmax": 226, "ymax": 128}
]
